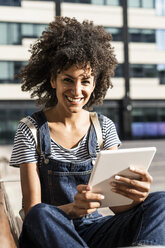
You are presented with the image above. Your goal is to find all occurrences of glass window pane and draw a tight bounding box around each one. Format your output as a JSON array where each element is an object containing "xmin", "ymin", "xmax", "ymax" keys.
[
  {"xmin": 156, "ymin": 0, "xmax": 165, "ymax": 16},
  {"xmin": 0, "ymin": 23, "xmax": 8, "ymax": 44},
  {"xmin": 142, "ymin": 29, "xmax": 155, "ymax": 42},
  {"xmin": 35, "ymin": 24, "xmax": 47, "ymax": 37},
  {"xmin": 105, "ymin": 27, "xmax": 122, "ymax": 41},
  {"xmin": 0, "ymin": 23, "xmax": 20, "ymax": 45},
  {"xmin": 144, "ymin": 65, "xmax": 156, "ymax": 77},
  {"xmin": 22, "ymin": 23, "xmax": 34, "ymax": 38},
  {"xmin": 0, "ymin": 0, "xmax": 21, "ymax": 6},
  {"xmin": 157, "ymin": 64, "xmax": 165, "ymax": 84},
  {"xmin": 129, "ymin": 28, "xmax": 141, "ymax": 42},
  {"xmin": 0, "ymin": 62, "xmax": 14, "ymax": 80},
  {"xmin": 114, "ymin": 64, "xmax": 123, "ymax": 77},
  {"xmin": 128, "ymin": 0, "xmax": 140, "ymax": 7},
  {"xmin": 0, "ymin": 61, "xmax": 27, "ymax": 83},
  {"xmin": 142, "ymin": 0, "xmax": 155, "ymax": 8},
  {"xmin": 156, "ymin": 29, "xmax": 165, "ymax": 50},
  {"xmin": 130, "ymin": 64, "xmax": 143, "ymax": 77},
  {"xmin": 63, "ymin": 0, "xmax": 77, "ymax": 2},
  {"xmin": 106, "ymin": 0, "xmax": 120, "ymax": 6},
  {"xmin": 11, "ymin": 23, "xmax": 20, "ymax": 44},
  {"xmin": 91, "ymin": 0, "xmax": 104, "ymax": 5}
]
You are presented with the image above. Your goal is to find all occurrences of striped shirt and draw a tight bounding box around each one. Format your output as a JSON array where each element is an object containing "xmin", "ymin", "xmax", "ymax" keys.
[{"xmin": 9, "ymin": 115, "xmax": 121, "ymax": 167}]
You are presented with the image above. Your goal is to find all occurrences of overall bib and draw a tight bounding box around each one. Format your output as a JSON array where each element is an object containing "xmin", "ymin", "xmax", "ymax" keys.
[{"xmin": 19, "ymin": 111, "xmax": 165, "ymax": 248}]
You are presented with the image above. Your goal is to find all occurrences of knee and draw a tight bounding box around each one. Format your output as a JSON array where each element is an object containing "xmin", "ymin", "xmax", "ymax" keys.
[
  {"xmin": 144, "ymin": 191, "xmax": 165, "ymax": 212},
  {"xmin": 25, "ymin": 203, "xmax": 50, "ymax": 224}
]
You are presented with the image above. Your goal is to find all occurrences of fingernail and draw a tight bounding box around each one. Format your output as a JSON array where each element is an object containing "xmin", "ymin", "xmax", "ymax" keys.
[
  {"xmin": 100, "ymin": 195, "xmax": 105, "ymax": 199},
  {"xmin": 130, "ymin": 166, "xmax": 135, "ymax": 171},
  {"xmin": 115, "ymin": 175, "xmax": 120, "ymax": 180}
]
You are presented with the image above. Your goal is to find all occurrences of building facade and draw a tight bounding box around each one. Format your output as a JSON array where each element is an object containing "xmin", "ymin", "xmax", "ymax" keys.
[{"xmin": 0, "ymin": 0, "xmax": 165, "ymax": 144}]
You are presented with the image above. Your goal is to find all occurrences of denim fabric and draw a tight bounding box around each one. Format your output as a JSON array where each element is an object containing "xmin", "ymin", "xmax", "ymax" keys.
[
  {"xmin": 19, "ymin": 203, "xmax": 88, "ymax": 248},
  {"xmin": 19, "ymin": 111, "xmax": 165, "ymax": 247},
  {"xmin": 77, "ymin": 191, "xmax": 165, "ymax": 247}
]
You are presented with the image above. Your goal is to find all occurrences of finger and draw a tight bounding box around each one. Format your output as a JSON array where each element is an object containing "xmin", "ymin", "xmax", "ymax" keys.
[
  {"xmin": 76, "ymin": 184, "xmax": 91, "ymax": 193},
  {"xmin": 111, "ymin": 186, "xmax": 148, "ymax": 202},
  {"xmin": 74, "ymin": 199, "xmax": 101, "ymax": 209},
  {"xmin": 129, "ymin": 166, "xmax": 153, "ymax": 183},
  {"xmin": 75, "ymin": 191, "xmax": 104, "ymax": 201},
  {"xmin": 72, "ymin": 205, "xmax": 97, "ymax": 217},
  {"xmin": 113, "ymin": 176, "xmax": 151, "ymax": 192}
]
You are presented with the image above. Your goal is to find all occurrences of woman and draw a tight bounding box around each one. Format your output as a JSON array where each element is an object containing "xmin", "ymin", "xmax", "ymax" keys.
[{"xmin": 10, "ymin": 17, "xmax": 165, "ymax": 247}]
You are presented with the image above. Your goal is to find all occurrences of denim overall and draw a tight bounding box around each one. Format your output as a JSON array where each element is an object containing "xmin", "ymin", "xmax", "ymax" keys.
[
  {"xmin": 19, "ymin": 111, "xmax": 165, "ymax": 248},
  {"xmin": 33, "ymin": 110, "xmax": 102, "ymax": 225}
]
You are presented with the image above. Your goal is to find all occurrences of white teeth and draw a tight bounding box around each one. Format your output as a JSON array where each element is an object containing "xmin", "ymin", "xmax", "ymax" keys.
[{"xmin": 67, "ymin": 96, "xmax": 82, "ymax": 102}]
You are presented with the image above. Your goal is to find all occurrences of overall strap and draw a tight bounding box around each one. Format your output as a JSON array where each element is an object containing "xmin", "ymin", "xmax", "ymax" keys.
[
  {"xmin": 88, "ymin": 112, "xmax": 104, "ymax": 158},
  {"xmin": 20, "ymin": 110, "xmax": 51, "ymax": 156},
  {"xmin": 20, "ymin": 111, "xmax": 103, "ymax": 158},
  {"xmin": 31, "ymin": 111, "xmax": 51, "ymax": 156},
  {"xmin": 90, "ymin": 112, "xmax": 103, "ymax": 150},
  {"xmin": 20, "ymin": 117, "xmax": 40, "ymax": 154}
]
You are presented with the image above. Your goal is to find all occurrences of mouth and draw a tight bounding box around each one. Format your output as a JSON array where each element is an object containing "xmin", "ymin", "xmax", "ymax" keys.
[{"xmin": 66, "ymin": 96, "xmax": 83, "ymax": 103}]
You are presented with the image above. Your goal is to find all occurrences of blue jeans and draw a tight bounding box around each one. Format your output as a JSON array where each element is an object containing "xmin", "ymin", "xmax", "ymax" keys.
[{"xmin": 19, "ymin": 191, "xmax": 165, "ymax": 247}]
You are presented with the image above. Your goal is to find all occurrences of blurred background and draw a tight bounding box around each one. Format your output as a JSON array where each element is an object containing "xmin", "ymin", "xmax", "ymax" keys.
[
  {"xmin": 0, "ymin": 0, "xmax": 165, "ymax": 145},
  {"xmin": 0, "ymin": 0, "xmax": 165, "ymax": 224}
]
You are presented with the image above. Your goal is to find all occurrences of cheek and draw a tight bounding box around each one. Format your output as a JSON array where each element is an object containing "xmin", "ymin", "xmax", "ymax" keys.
[{"xmin": 85, "ymin": 87, "xmax": 94, "ymax": 97}]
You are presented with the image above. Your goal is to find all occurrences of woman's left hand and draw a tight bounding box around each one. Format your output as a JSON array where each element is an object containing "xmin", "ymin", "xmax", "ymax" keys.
[{"xmin": 110, "ymin": 166, "xmax": 153, "ymax": 205}]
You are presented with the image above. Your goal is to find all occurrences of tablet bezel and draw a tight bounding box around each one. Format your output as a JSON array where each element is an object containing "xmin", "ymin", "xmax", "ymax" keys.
[{"xmin": 89, "ymin": 147, "xmax": 156, "ymax": 207}]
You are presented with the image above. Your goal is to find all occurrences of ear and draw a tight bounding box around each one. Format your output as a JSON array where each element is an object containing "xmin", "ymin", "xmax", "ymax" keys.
[{"xmin": 50, "ymin": 76, "xmax": 56, "ymax": 89}]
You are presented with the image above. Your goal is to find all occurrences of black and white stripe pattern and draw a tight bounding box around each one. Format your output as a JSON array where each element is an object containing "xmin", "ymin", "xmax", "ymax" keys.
[{"xmin": 10, "ymin": 115, "xmax": 121, "ymax": 167}]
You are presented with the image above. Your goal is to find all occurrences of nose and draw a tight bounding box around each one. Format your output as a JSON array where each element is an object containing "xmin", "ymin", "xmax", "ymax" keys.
[{"xmin": 71, "ymin": 81, "xmax": 82, "ymax": 96}]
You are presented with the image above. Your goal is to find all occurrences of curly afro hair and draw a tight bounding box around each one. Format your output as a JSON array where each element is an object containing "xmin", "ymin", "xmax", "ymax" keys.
[{"xmin": 19, "ymin": 16, "xmax": 118, "ymax": 108}]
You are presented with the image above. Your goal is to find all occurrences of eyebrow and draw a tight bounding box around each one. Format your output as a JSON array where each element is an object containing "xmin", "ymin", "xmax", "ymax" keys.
[{"xmin": 63, "ymin": 73, "xmax": 92, "ymax": 79}]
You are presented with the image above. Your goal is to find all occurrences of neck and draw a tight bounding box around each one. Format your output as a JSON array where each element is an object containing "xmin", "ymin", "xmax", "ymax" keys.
[{"xmin": 45, "ymin": 106, "xmax": 89, "ymax": 128}]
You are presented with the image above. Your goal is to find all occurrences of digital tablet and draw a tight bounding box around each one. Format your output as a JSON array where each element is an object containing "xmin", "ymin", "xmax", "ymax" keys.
[{"xmin": 89, "ymin": 147, "xmax": 156, "ymax": 208}]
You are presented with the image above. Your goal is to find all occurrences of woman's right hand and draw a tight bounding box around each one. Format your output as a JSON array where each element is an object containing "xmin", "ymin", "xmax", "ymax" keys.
[{"xmin": 69, "ymin": 184, "xmax": 104, "ymax": 219}]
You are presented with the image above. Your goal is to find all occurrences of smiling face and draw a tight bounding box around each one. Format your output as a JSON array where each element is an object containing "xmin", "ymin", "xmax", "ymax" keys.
[{"xmin": 51, "ymin": 64, "xmax": 95, "ymax": 115}]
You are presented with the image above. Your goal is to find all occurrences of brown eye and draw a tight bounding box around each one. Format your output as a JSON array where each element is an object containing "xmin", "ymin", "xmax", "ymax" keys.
[
  {"xmin": 64, "ymin": 78, "xmax": 73, "ymax": 83},
  {"xmin": 82, "ymin": 80, "xmax": 90, "ymax": 84}
]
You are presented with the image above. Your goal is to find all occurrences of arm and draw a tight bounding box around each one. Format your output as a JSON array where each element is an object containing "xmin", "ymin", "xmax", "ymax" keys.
[{"xmin": 20, "ymin": 163, "xmax": 41, "ymax": 216}]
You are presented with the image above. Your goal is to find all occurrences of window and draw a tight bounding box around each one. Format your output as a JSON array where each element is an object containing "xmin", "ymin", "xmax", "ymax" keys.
[
  {"xmin": 63, "ymin": 0, "xmax": 121, "ymax": 5},
  {"xmin": 130, "ymin": 64, "xmax": 157, "ymax": 78},
  {"xmin": 128, "ymin": 0, "xmax": 140, "ymax": 7},
  {"xmin": 128, "ymin": 0, "xmax": 155, "ymax": 8},
  {"xmin": 142, "ymin": 0, "xmax": 155, "ymax": 8},
  {"xmin": 93, "ymin": 100, "xmax": 120, "ymax": 134},
  {"xmin": 129, "ymin": 29, "xmax": 155, "ymax": 43},
  {"xmin": 114, "ymin": 64, "xmax": 123, "ymax": 77},
  {"xmin": 0, "ymin": 61, "xmax": 27, "ymax": 83},
  {"xmin": 106, "ymin": 0, "xmax": 120, "ymax": 5},
  {"xmin": 21, "ymin": 23, "xmax": 47, "ymax": 38},
  {"xmin": 157, "ymin": 64, "xmax": 165, "ymax": 84},
  {"xmin": 105, "ymin": 27, "xmax": 122, "ymax": 41},
  {"xmin": 0, "ymin": 23, "xmax": 21, "ymax": 45},
  {"xmin": 0, "ymin": 0, "xmax": 21, "ymax": 6},
  {"xmin": 156, "ymin": 0, "xmax": 165, "ymax": 16},
  {"xmin": 0, "ymin": 103, "xmax": 37, "ymax": 144},
  {"xmin": 91, "ymin": 0, "xmax": 104, "ymax": 4},
  {"xmin": 132, "ymin": 107, "xmax": 165, "ymax": 138},
  {"xmin": 156, "ymin": 30, "xmax": 165, "ymax": 50},
  {"xmin": 0, "ymin": 22, "xmax": 47, "ymax": 45}
]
